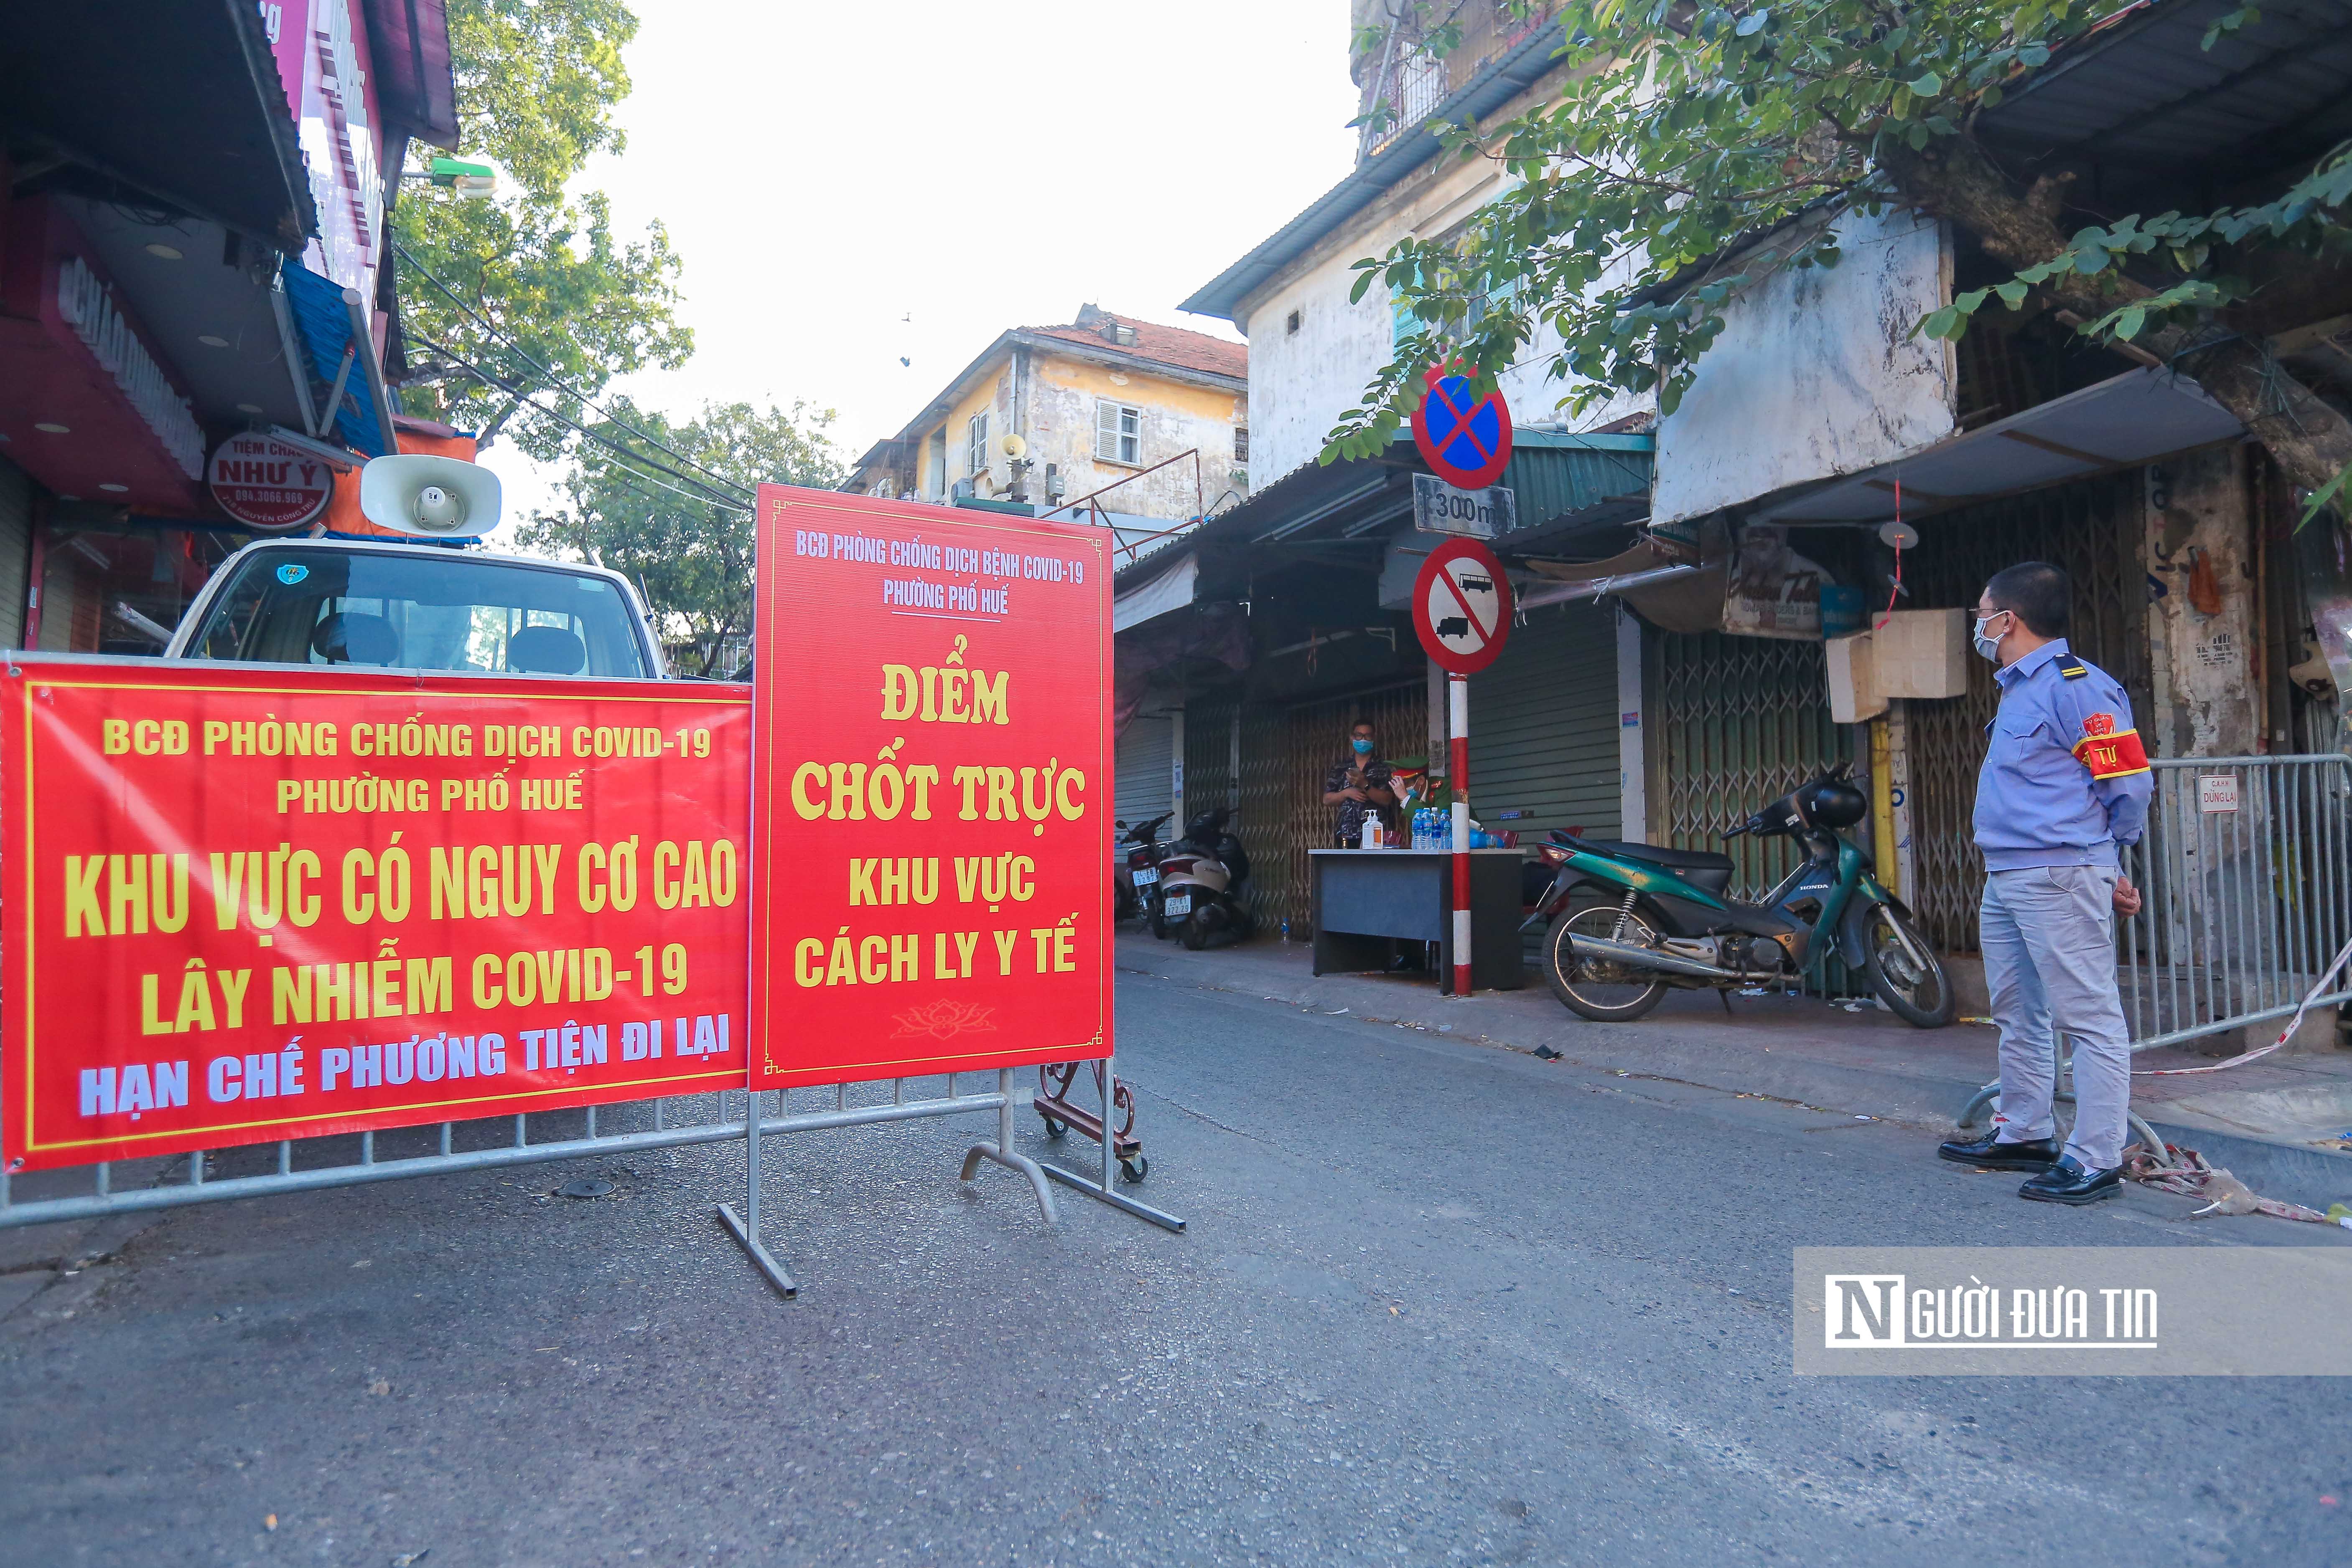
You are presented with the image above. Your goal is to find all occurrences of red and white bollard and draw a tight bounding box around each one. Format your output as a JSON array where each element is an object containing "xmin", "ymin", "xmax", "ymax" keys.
[{"xmin": 1450, "ymin": 672, "xmax": 1470, "ymax": 995}]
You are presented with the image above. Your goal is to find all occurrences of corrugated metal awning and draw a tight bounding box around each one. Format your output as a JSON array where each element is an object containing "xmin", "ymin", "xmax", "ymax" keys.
[
  {"xmin": 1976, "ymin": 0, "xmax": 2352, "ymax": 178},
  {"xmin": 1120, "ymin": 432, "xmax": 1652, "ymax": 561},
  {"xmin": 1492, "ymin": 431, "xmax": 1655, "ymax": 550},
  {"xmin": 1753, "ymin": 367, "xmax": 2243, "ymax": 526}
]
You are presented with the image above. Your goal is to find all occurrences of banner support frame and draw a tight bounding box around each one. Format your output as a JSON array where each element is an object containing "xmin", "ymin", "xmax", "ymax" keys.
[
  {"xmin": 1033, "ymin": 1050, "xmax": 1187, "ymax": 1232},
  {"xmin": 717, "ymin": 1090, "xmax": 798, "ymax": 1299},
  {"xmin": 958, "ymin": 1067, "xmax": 1059, "ymax": 1224}
]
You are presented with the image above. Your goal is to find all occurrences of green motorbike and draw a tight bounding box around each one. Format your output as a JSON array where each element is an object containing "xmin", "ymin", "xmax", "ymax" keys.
[{"xmin": 1523, "ymin": 762, "xmax": 1955, "ymax": 1027}]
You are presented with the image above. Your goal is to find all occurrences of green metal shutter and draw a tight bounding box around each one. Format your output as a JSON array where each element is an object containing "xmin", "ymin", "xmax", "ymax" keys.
[
  {"xmin": 1467, "ymin": 601, "xmax": 1622, "ymax": 842},
  {"xmin": 1236, "ymin": 701, "xmax": 1292, "ymax": 927},
  {"xmin": 1893, "ymin": 471, "xmax": 2143, "ymax": 952},
  {"xmin": 1184, "ymin": 694, "xmax": 1237, "ymax": 822},
  {"xmin": 1650, "ymin": 631, "xmax": 1845, "ymax": 896},
  {"xmin": 1274, "ymin": 680, "xmax": 1428, "ymax": 937}
]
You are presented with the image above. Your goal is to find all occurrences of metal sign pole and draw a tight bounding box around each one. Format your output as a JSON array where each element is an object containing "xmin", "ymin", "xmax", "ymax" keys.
[{"xmin": 1450, "ymin": 672, "xmax": 1471, "ymax": 995}]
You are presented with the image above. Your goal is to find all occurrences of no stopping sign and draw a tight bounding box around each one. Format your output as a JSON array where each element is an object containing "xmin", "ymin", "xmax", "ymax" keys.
[
  {"xmin": 1410, "ymin": 367, "xmax": 1514, "ymax": 489},
  {"xmin": 1412, "ymin": 537, "xmax": 1513, "ymax": 675}
]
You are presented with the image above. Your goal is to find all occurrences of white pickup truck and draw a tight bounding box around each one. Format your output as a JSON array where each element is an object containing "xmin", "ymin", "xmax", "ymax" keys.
[
  {"xmin": 163, "ymin": 537, "xmax": 667, "ymax": 677},
  {"xmin": 158, "ymin": 454, "xmax": 671, "ymax": 678}
]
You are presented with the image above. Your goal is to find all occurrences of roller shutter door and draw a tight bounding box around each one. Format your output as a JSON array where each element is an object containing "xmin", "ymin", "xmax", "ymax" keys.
[
  {"xmin": 1467, "ymin": 600, "xmax": 1621, "ymax": 844},
  {"xmin": 1115, "ymin": 715, "xmax": 1175, "ymax": 836}
]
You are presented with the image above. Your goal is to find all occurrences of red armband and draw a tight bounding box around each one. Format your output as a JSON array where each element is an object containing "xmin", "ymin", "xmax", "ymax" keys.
[{"xmin": 2073, "ymin": 713, "xmax": 2149, "ymax": 780}]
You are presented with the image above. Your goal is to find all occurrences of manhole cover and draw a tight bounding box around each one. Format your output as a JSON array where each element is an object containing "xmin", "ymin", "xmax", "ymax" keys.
[{"xmin": 557, "ymin": 1179, "xmax": 615, "ymax": 1199}]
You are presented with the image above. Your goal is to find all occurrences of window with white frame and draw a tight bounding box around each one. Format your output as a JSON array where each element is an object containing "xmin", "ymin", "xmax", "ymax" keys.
[
  {"xmin": 1095, "ymin": 401, "xmax": 1141, "ymax": 465},
  {"xmin": 966, "ymin": 412, "xmax": 989, "ymax": 477}
]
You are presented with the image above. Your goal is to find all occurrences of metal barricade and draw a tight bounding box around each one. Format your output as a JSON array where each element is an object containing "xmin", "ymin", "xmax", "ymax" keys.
[
  {"xmin": 2, "ymin": 1068, "xmax": 1186, "ymax": 1298},
  {"xmin": 0, "ymin": 1086, "xmax": 993, "ymax": 1232},
  {"xmin": 1953, "ymin": 753, "xmax": 2351, "ymax": 1136},
  {"xmin": 2118, "ymin": 755, "xmax": 2352, "ymax": 1051},
  {"xmin": 0, "ymin": 1075, "xmax": 1031, "ymax": 1232}
]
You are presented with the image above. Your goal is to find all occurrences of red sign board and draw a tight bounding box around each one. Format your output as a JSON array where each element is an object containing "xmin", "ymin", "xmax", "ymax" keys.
[
  {"xmin": 208, "ymin": 433, "xmax": 336, "ymax": 531},
  {"xmin": 1413, "ymin": 537, "xmax": 1514, "ymax": 675},
  {"xmin": 748, "ymin": 487, "xmax": 1113, "ymax": 1087},
  {"xmin": 2, "ymin": 662, "xmax": 752, "ymax": 1172},
  {"xmin": 1410, "ymin": 366, "xmax": 1514, "ymax": 490}
]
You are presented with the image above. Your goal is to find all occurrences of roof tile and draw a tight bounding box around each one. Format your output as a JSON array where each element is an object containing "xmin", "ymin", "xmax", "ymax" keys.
[{"xmin": 1022, "ymin": 310, "xmax": 1247, "ymax": 382}]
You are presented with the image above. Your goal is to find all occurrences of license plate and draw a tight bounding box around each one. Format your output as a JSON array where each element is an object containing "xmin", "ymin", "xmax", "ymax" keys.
[
  {"xmin": 1162, "ymin": 892, "xmax": 1191, "ymax": 917},
  {"xmin": 1132, "ymin": 867, "xmax": 1158, "ymax": 886}
]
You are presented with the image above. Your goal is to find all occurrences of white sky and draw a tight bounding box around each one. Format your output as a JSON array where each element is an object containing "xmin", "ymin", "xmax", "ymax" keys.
[{"xmin": 476, "ymin": 0, "xmax": 1363, "ymax": 533}]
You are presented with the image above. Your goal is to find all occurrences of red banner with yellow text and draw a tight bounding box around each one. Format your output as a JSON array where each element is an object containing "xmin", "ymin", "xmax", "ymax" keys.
[
  {"xmin": 3, "ymin": 661, "xmax": 751, "ymax": 1172},
  {"xmin": 748, "ymin": 487, "xmax": 1112, "ymax": 1085}
]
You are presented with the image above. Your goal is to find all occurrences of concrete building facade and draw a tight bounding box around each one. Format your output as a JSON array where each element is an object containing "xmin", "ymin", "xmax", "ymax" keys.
[{"xmin": 844, "ymin": 306, "xmax": 1248, "ymax": 527}]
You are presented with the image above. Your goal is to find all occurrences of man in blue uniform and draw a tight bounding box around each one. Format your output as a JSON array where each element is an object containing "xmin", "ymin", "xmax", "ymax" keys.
[{"xmin": 1937, "ymin": 562, "xmax": 2153, "ymax": 1204}]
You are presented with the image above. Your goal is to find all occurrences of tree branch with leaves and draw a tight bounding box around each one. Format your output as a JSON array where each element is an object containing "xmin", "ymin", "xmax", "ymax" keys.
[
  {"xmin": 518, "ymin": 400, "xmax": 843, "ymax": 676},
  {"xmin": 1325, "ymin": 0, "xmax": 2352, "ymax": 522},
  {"xmin": 393, "ymin": 0, "xmax": 692, "ymax": 463}
]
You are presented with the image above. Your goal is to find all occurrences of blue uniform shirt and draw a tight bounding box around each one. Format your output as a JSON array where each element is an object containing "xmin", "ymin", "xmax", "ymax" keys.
[{"xmin": 1973, "ymin": 639, "xmax": 2153, "ymax": 872}]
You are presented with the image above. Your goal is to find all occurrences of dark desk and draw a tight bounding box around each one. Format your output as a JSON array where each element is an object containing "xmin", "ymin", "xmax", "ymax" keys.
[{"xmin": 1309, "ymin": 848, "xmax": 1526, "ymax": 995}]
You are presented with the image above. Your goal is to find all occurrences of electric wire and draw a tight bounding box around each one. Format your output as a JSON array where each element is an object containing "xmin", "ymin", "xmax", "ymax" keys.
[
  {"xmin": 393, "ymin": 242, "xmax": 752, "ymax": 500},
  {"xmin": 408, "ymin": 328, "xmax": 752, "ymax": 509},
  {"xmin": 396, "ymin": 241, "xmax": 751, "ymax": 497},
  {"xmin": 410, "ymin": 334, "xmax": 753, "ymax": 513}
]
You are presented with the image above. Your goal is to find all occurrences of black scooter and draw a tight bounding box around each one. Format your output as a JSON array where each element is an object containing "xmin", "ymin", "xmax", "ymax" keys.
[
  {"xmin": 1158, "ymin": 807, "xmax": 1255, "ymax": 949},
  {"xmin": 1115, "ymin": 812, "xmax": 1175, "ymax": 932}
]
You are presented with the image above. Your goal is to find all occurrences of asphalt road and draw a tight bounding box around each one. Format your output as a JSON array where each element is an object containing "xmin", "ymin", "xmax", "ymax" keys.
[{"xmin": 4, "ymin": 969, "xmax": 2349, "ymax": 1568}]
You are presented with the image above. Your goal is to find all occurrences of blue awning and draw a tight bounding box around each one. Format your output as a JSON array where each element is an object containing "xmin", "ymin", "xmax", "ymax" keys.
[{"xmin": 280, "ymin": 258, "xmax": 396, "ymax": 459}]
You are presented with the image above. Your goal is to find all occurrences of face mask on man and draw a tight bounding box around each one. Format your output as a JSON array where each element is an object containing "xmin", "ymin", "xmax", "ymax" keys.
[
  {"xmin": 1351, "ymin": 737, "xmax": 1374, "ymax": 755},
  {"xmin": 1972, "ymin": 610, "xmax": 2010, "ymax": 664}
]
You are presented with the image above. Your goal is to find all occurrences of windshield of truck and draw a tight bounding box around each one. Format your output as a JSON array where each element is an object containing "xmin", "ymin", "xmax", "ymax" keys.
[{"xmin": 185, "ymin": 547, "xmax": 652, "ymax": 678}]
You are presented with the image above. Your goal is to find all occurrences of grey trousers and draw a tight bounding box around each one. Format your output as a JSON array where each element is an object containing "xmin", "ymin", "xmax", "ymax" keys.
[{"xmin": 1980, "ymin": 865, "xmax": 2134, "ymax": 1170}]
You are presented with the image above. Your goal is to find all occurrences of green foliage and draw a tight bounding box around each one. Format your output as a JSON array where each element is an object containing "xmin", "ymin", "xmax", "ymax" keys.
[
  {"xmin": 1324, "ymin": 1, "xmax": 2351, "ymax": 462},
  {"xmin": 518, "ymin": 400, "xmax": 844, "ymax": 675},
  {"xmin": 445, "ymin": 0, "xmax": 638, "ymax": 201},
  {"xmin": 2301, "ymin": 461, "xmax": 2349, "ymax": 532},
  {"xmin": 2005, "ymin": 145, "xmax": 2352, "ymax": 345},
  {"xmin": 394, "ymin": 0, "xmax": 691, "ymax": 460}
]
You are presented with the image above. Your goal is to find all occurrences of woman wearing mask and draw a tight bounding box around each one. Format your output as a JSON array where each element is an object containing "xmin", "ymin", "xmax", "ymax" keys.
[{"xmin": 1322, "ymin": 720, "xmax": 1396, "ymax": 848}]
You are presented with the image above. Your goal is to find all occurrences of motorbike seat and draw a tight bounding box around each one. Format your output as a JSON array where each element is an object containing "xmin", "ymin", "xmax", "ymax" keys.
[{"xmin": 1569, "ymin": 838, "xmax": 1736, "ymax": 894}]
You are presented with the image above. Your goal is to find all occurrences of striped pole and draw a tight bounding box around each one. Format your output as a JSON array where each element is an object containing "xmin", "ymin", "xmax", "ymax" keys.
[{"xmin": 1450, "ymin": 673, "xmax": 1470, "ymax": 995}]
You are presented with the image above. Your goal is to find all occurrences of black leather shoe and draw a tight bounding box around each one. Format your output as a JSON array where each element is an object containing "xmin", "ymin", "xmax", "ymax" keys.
[
  {"xmin": 1937, "ymin": 1130, "xmax": 2059, "ymax": 1170},
  {"xmin": 2019, "ymin": 1155, "xmax": 2122, "ymax": 1205}
]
